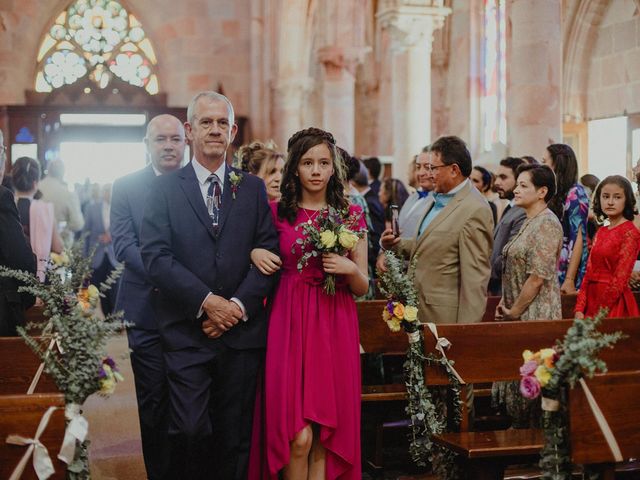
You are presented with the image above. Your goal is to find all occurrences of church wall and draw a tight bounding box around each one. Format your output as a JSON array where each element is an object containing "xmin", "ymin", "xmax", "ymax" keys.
[
  {"xmin": 0, "ymin": 0, "xmax": 253, "ymax": 115},
  {"xmin": 587, "ymin": 0, "xmax": 640, "ymax": 119}
]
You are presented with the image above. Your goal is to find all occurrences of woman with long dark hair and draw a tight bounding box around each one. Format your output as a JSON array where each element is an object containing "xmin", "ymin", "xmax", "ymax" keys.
[
  {"xmin": 249, "ymin": 128, "xmax": 368, "ymax": 479},
  {"xmin": 378, "ymin": 177, "xmax": 409, "ymax": 224},
  {"xmin": 12, "ymin": 157, "xmax": 63, "ymax": 281},
  {"xmin": 542, "ymin": 144, "xmax": 589, "ymax": 293},
  {"xmin": 575, "ymin": 176, "xmax": 640, "ymax": 318}
]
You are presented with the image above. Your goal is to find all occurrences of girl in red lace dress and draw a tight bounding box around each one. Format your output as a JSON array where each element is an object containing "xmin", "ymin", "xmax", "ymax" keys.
[
  {"xmin": 249, "ymin": 128, "xmax": 369, "ymax": 479},
  {"xmin": 575, "ymin": 175, "xmax": 640, "ymax": 318}
]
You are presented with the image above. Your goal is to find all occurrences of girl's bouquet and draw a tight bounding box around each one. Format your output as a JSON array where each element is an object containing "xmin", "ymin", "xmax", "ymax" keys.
[{"xmin": 294, "ymin": 205, "xmax": 366, "ymax": 295}]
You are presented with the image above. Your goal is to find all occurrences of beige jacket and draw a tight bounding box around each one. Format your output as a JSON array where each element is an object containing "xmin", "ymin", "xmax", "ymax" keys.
[{"xmin": 396, "ymin": 181, "xmax": 493, "ymax": 324}]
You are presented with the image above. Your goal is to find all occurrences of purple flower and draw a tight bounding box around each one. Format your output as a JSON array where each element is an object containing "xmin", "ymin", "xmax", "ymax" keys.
[
  {"xmin": 519, "ymin": 375, "xmax": 541, "ymax": 400},
  {"xmin": 519, "ymin": 360, "xmax": 538, "ymax": 377},
  {"xmin": 386, "ymin": 301, "xmax": 395, "ymax": 315},
  {"xmin": 103, "ymin": 356, "xmax": 116, "ymax": 368}
]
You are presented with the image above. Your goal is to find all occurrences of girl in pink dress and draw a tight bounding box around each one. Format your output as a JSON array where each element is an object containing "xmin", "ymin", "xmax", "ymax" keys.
[{"xmin": 249, "ymin": 128, "xmax": 368, "ymax": 479}]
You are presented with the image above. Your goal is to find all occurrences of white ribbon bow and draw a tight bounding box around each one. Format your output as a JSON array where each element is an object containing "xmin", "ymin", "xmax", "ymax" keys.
[
  {"xmin": 6, "ymin": 406, "xmax": 58, "ymax": 480},
  {"xmin": 425, "ymin": 322, "xmax": 466, "ymax": 385},
  {"xmin": 58, "ymin": 403, "xmax": 88, "ymax": 464},
  {"xmin": 27, "ymin": 336, "xmax": 64, "ymax": 395}
]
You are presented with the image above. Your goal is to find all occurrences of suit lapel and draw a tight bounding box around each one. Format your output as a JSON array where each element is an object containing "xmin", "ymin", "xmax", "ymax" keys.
[
  {"xmin": 216, "ymin": 166, "xmax": 236, "ymax": 235},
  {"xmin": 416, "ymin": 182, "xmax": 472, "ymax": 245},
  {"xmin": 179, "ymin": 163, "xmax": 218, "ymax": 240}
]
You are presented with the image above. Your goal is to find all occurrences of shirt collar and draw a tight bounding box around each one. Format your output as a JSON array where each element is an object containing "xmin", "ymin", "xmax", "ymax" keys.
[
  {"xmin": 446, "ymin": 178, "xmax": 468, "ymax": 195},
  {"xmin": 192, "ymin": 158, "xmax": 226, "ymax": 187},
  {"xmin": 508, "ymin": 198, "xmax": 515, "ymax": 208}
]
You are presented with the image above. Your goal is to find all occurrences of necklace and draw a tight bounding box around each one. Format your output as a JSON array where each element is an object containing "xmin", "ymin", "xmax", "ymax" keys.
[{"xmin": 301, "ymin": 207, "xmax": 321, "ymax": 225}]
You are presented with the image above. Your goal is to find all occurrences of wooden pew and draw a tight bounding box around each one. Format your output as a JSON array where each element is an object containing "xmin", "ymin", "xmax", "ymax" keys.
[
  {"xmin": 569, "ymin": 371, "xmax": 640, "ymax": 478},
  {"xmin": 422, "ymin": 318, "xmax": 640, "ymax": 479},
  {"xmin": 0, "ymin": 337, "xmax": 59, "ymax": 395},
  {"xmin": 0, "ymin": 393, "xmax": 67, "ymax": 480}
]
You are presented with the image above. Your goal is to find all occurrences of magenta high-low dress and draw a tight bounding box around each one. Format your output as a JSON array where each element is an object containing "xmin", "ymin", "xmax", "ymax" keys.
[{"xmin": 249, "ymin": 203, "xmax": 364, "ymax": 479}]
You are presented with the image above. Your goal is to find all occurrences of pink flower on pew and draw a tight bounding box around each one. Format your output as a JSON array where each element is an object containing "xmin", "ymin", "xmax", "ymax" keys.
[
  {"xmin": 519, "ymin": 360, "xmax": 538, "ymax": 377},
  {"xmin": 520, "ymin": 375, "xmax": 541, "ymax": 399}
]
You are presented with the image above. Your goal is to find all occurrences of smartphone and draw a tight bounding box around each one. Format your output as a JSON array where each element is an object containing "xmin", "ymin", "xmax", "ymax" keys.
[{"xmin": 391, "ymin": 205, "xmax": 400, "ymax": 237}]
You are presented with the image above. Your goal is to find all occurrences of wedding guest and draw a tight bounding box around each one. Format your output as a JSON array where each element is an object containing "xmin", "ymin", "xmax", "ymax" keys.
[
  {"xmin": 0, "ymin": 133, "xmax": 37, "ymax": 336},
  {"xmin": 488, "ymin": 157, "xmax": 527, "ymax": 296},
  {"xmin": 543, "ymin": 144, "xmax": 589, "ymax": 293},
  {"xmin": 83, "ymin": 184, "xmax": 118, "ymax": 314},
  {"xmin": 364, "ymin": 156, "xmax": 382, "ymax": 196},
  {"xmin": 249, "ymin": 127, "xmax": 368, "ymax": 479},
  {"xmin": 495, "ymin": 164, "xmax": 562, "ymax": 322},
  {"xmin": 111, "ymin": 114, "xmax": 186, "ymax": 480},
  {"xmin": 521, "ymin": 155, "xmax": 539, "ymax": 165},
  {"xmin": 471, "ymin": 165, "xmax": 498, "ymax": 224},
  {"xmin": 575, "ymin": 176, "xmax": 640, "ymax": 319},
  {"xmin": 12, "ymin": 156, "xmax": 63, "ymax": 281},
  {"xmin": 381, "ymin": 136, "xmax": 493, "ymax": 324},
  {"xmin": 237, "ymin": 140, "xmax": 285, "ymax": 202},
  {"xmin": 38, "ymin": 159, "xmax": 84, "ymax": 247},
  {"xmin": 398, "ymin": 147, "xmax": 434, "ymax": 237},
  {"xmin": 379, "ymin": 177, "xmax": 409, "ymax": 224},
  {"xmin": 493, "ymin": 164, "xmax": 562, "ymax": 429},
  {"xmin": 140, "ymin": 92, "xmax": 279, "ymax": 479},
  {"xmin": 580, "ymin": 173, "xmax": 601, "ymax": 247}
]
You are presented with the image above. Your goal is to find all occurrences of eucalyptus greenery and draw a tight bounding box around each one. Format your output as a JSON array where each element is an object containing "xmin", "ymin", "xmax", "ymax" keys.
[
  {"xmin": 377, "ymin": 251, "xmax": 463, "ymax": 478},
  {"xmin": 534, "ymin": 309, "xmax": 625, "ymax": 480},
  {"xmin": 0, "ymin": 240, "xmax": 124, "ymax": 479}
]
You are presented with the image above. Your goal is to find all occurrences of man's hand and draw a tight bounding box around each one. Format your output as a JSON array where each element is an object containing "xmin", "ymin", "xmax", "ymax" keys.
[
  {"xmin": 201, "ymin": 318, "xmax": 224, "ymax": 338},
  {"xmin": 380, "ymin": 228, "xmax": 400, "ymax": 251},
  {"xmin": 201, "ymin": 295, "xmax": 242, "ymax": 334},
  {"xmin": 375, "ymin": 252, "xmax": 387, "ymax": 274}
]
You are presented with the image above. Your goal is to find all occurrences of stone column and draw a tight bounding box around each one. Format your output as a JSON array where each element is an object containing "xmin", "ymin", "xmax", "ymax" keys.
[
  {"xmin": 271, "ymin": 77, "xmax": 313, "ymax": 149},
  {"xmin": 507, "ymin": 0, "xmax": 562, "ymax": 157},
  {"xmin": 317, "ymin": 46, "xmax": 369, "ymax": 153},
  {"xmin": 377, "ymin": 1, "xmax": 451, "ymax": 183}
]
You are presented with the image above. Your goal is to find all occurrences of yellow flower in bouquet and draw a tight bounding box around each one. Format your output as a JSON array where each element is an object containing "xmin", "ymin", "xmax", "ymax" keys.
[
  {"xmin": 404, "ymin": 305, "xmax": 418, "ymax": 323},
  {"xmin": 386, "ymin": 318, "xmax": 402, "ymax": 332},
  {"xmin": 77, "ymin": 284, "xmax": 100, "ymax": 314},
  {"xmin": 319, "ymin": 230, "xmax": 337, "ymax": 249},
  {"xmin": 393, "ymin": 302, "xmax": 405, "ymax": 320},
  {"xmin": 522, "ymin": 349, "xmax": 534, "ymax": 362},
  {"xmin": 382, "ymin": 308, "xmax": 391, "ymax": 322},
  {"xmin": 534, "ymin": 365, "xmax": 552, "ymax": 387},
  {"xmin": 50, "ymin": 252, "xmax": 70, "ymax": 267},
  {"xmin": 338, "ymin": 226, "xmax": 359, "ymax": 250}
]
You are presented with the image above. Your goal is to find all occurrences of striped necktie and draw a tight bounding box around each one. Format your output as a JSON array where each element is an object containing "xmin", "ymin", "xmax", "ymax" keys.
[{"xmin": 206, "ymin": 174, "xmax": 222, "ymax": 226}]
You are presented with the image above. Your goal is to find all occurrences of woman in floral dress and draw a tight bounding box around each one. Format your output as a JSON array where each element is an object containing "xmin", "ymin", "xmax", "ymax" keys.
[
  {"xmin": 494, "ymin": 164, "xmax": 563, "ymax": 427},
  {"xmin": 542, "ymin": 144, "xmax": 589, "ymax": 294}
]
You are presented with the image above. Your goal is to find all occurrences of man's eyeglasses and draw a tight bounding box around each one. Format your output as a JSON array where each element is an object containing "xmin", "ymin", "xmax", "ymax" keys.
[{"xmin": 425, "ymin": 163, "xmax": 450, "ymax": 173}]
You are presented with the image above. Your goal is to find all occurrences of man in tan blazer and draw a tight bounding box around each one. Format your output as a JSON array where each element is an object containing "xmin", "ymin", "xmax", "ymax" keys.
[{"xmin": 381, "ymin": 136, "xmax": 493, "ymax": 324}]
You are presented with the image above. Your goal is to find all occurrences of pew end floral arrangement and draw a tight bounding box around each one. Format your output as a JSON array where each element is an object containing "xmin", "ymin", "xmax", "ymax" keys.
[
  {"xmin": 377, "ymin": 251, "xmax": 462, "ymax": 478},
  {"xmin": 0, "ymin": 243, "xmax": 126, "ymax": 479},
  {"xmin": 294, "ymin": 205, "xmax": 365, "ymax": 295},
  {"xmin": 517, "ymin": 309, "xmax": 625, "ymax": 480}
]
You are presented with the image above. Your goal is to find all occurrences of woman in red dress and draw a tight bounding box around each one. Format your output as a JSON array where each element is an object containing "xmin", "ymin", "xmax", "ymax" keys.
[
  {"xmin": 249, "ymin": 128, "xmax": 369, "ymax": 479},
  {"xmin": 575, "ymin": 175, "xmax": 640, "ymax": 318}
]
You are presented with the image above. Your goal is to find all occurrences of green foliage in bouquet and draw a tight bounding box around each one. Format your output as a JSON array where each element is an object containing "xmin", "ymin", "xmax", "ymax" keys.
[
  {"xmin": 518, "ymin": 309, "xmax": 626, "ymax": 480},
  {"xmin": 0, "ymin": 241, "xmax": 125, "ymax": 478},
  {"xmin": 377, "ymin": 251, "xmax": 462, "ymax": 478}
]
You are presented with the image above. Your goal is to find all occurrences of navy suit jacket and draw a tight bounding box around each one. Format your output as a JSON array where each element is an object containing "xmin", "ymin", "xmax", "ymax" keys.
[
  {"xmin": 111, "ymin": 165, "xmax": 157, "ymax": 329},
  {"xmin": 83, "ymin": 200, "xmax": 117, "ymax": 269},
  {"xmin": 139, "ymin": 161, "xmax": 278, "ymax": 351}
]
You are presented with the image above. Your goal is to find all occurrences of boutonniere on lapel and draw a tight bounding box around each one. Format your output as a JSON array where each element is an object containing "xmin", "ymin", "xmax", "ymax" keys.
[{"xmin": 229, "ymin": 171, "xmax": 243, "ymax": 199}]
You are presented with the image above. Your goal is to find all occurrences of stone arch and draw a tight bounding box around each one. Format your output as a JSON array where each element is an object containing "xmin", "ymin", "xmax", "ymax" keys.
[{"xmin": 562, "ymin": 0, "xmax": 610, "ymax": 122}]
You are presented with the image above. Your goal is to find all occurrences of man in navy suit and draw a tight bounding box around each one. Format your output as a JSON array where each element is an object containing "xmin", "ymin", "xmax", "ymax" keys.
[
  {"xmin": 110, "ymin": 114, "xmax": 186, "ymax": 480},
  {"xmin": 140, "ymin": 92, "xmax": 278, "ymax": 480}
]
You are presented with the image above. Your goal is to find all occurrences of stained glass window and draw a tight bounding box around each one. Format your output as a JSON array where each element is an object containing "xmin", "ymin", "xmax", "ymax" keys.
[
  {"xmin": 35, "ymin": 0, "xmax": 159, "ymax": 95},
  {"xmin": 481, "ymin": 0, "xmax": 507, "ymax": 151}
]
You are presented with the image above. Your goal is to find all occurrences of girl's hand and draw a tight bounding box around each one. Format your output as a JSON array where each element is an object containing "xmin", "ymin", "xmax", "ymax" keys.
[
  {"xmin": 322, "ymin": 252, "xmax": 357, "ymax": 276},
  {"xmin": 560, "ymin": 278, "xmax": 577, "ymax": 295},
  {"xmin": 494, "ymin": 298, "xmax": 505, "ymax": 320},
  {"xmin": 629, "ymin": 271, "xmax": 640, "ymax": 290},
  {"xmin": 250, "ymin": 248, "xmax": 282, "ymax": 275},
  {"xmin": 574, "ymin": 312, "xmax": 585, "ymax": 319}
]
